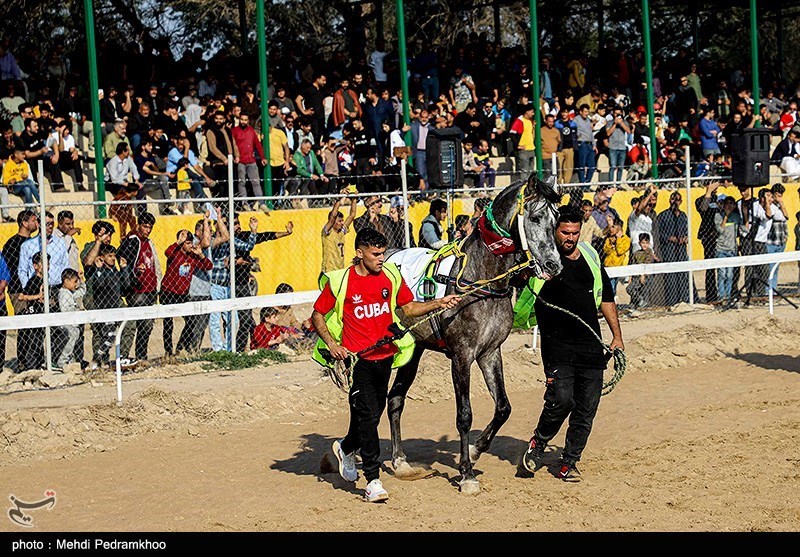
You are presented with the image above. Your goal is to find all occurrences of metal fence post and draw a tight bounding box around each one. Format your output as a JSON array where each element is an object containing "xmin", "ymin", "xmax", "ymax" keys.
[
  {"xmin": 551, "ymin": 152, "xmax": 557, "ymax": 179},
  {"xmin": 685, "ymin": 145, "xmax": 694, "ymax": 305},
  {"xmin": 228, "ymin": 154, "xmax": 237, "ymax": 353},
  {"xmin": 400, "ymin": 157, "xmax": 411, "ymax": 248},
  {"xmin": 38, "ymin": 160, "xmax": 53, "ymax": 373},
  {"xmin": 115, "ymin": 320, "xmax": 128, "ymax": 404}
]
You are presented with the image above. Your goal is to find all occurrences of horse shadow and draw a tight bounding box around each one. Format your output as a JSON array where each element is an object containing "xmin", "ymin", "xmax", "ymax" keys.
[
  {"xmin": 724, "ymin": 351, "xmax": 800, "ymax": 374},
  {"xmin": 269, "ymin": 432, "xmax": 565, "ymax": 486}
]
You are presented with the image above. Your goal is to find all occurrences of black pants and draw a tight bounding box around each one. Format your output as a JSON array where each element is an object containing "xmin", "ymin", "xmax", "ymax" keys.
[
  {"xmin": 211, "ymin": 164, "xmax": 228, "ymax": 198},
  {"xmin": 340, "ymin": 356, "xmax": 393, "ymax": 482},
  {"xmin": 235, "ymin": 282, "xmax": 255, "ymax": 353},
  {"xmin": 177, "ymin": 295, "xmax": 210, "ymax": 353},
  {"xmin": 533, "ymin": 364, "xmax": 603, "ymax": 466},
  {"xmin": 121, "ymin": 292, "xmax": 158, "ymax": 361},
  {"xmin": 160, "ymin": 291, "xmax": 188, "ymax": 355},
  {"xmin": 701, "ymin": 237, "xmax": 717, "ymax": 302},
  {"xmin": 19, "ymin": 324, "xmax": 45, "ymax": 371}
]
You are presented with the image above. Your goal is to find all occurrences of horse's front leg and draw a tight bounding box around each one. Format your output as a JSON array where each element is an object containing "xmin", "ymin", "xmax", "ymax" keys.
[
  {"xmin": 387, "ymin": 345, "xmax": 424, "ymax": 475},
  {"xmin": 452, "ymin": 352, "xmax": 480, "ymax": 495},
  {"xmin": 471, "ymin": 346, "xmax": 512, "ymax": 462}
]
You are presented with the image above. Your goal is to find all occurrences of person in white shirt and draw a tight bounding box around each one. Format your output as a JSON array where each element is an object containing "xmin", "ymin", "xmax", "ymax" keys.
[
  {"xmin": 105, "ymin": 142, "xmax": 142, "ymax": 195},
  {"xmin": 369, "ymin": 40, "xmax": 389, "ymax": 84},
  {"xmin": 56, "ymin": 121, "xmax": 87, "ymax": 191}
]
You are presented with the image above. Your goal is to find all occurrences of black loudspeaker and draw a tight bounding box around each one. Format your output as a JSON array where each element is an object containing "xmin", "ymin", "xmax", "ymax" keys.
[
  {"xmin": 426, "ymin": 127, "xmax": 464, "ymax": 189},
  {"xmin": 730, "ymin": 129, "xmax": 771, "ymax": 187}
]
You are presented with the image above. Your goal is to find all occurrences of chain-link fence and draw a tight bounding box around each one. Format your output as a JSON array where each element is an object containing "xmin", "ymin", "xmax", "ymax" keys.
[{"xmin": 0, "ymin": 154, "xmax": 798, "ymax": 385}]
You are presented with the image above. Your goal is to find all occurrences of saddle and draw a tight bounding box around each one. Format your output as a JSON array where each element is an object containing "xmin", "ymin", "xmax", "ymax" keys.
[{"xmin": 387, "ymin": 245, "xmax": 460, "ymax": 353}]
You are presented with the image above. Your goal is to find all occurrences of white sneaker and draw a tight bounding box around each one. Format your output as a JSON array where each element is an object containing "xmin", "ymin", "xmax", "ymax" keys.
[
  {"xmin": 332, "ymin": 439, "xmax": 358, "ymax": 482},
  {"xmin": 364, "ymin": 479, "xmax": 388, "ymax": 503},
  {"xmin": 119, "ymin": 357, "xmax": 138, "ymax": 370}
]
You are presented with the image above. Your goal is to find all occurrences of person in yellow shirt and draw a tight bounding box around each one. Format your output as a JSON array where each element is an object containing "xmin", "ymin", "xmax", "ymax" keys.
[
  {"xmin": 268, "ymin": 125, "xmax": 291, "ymax": 188},
  {"xmin": 602, "ymin": 217, "xmax": 630, "ymax": 299},
  {"xmin": 1, "ymin": 147, "xmax": 40, "ymax": 205},
  {"xmin": 175, "ymin": 157, "xmax": 192, "ymax": 214},
  {"xmin": 510, "ymin": 104, "xmax": 536, "ymax": 181},
  {"xmin": 320, "ymin": 188, "xmax": 358, "ymax": 274}
]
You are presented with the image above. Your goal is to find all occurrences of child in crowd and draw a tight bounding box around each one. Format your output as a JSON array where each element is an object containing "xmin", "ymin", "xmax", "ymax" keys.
[
  {"xmin": 109, "ymin": 182, "xmax": 140, "ymax": 238},
  {"xmin": 250, "ymin": 306, "xmax": 302, "ymax": 350},
  {"xmin": 175, "ymin": 157, "xmax": 192, "ymax": 215},
  {"xmin": 56, "ymin": 268, "xmax": 86, "ymax": 370},
  {"xmin": 18, "ymin": 252, "xmax": 47, "ymax": 370},
  {"xmin": 627, "ymin": 232, "xmax": 657, "ymax": 308},
  {"xmin": 273, "ymin": 283, "xmax": 313, "ymax": 335},
  {"xmin": 85, "ymin": 243, "xmax": 131, "ymax": 369}
]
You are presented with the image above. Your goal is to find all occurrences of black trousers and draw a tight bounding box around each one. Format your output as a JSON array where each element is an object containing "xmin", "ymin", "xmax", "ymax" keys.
[
  {"xmin": 160, "ymin": 291, "xmax": 188, "ymax": 355},
  {"xmin": 701, "ymin": 237, "xmax": 717, "ymax": 302},
  {"xmin": 235, "ymin": 282, "xmax": 255, "ymax": 353},
  {"xmin": 341, "ymin": 356, "xmax": 393, "ymax": 482},
  {"xmin": 177, "ymin": 295, "xmax": 210, "ymax": 353},
  {"xmin": 211, "ymin": 164, "xmax": 228, "ymax": 198},
  {"xmin": 19, "ymin": 324, "xmax": 45, "ymax": 371},
  {"xmin": 533, "ymin": 364, "xmax": 604, "ymax": 465}
]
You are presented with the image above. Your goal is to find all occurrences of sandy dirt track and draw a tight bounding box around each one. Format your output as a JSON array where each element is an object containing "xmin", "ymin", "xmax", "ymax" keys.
[{"xmin": 0, "ymin": 306, "xmax": 799, "ymax": 532}]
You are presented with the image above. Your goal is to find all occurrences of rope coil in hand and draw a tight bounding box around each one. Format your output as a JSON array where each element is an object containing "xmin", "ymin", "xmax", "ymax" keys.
[{"xmin": 534, "ymin": 295, "xmax": 626, "ymax": 396}]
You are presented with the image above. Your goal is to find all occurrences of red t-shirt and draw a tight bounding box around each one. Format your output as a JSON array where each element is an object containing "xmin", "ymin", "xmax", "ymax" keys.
[
  {"xmin": 314, "ymin": 267, "xmax": 413, "ymax": 360},
  {"xmin": 135, "ymin": 235, "xmax": 158, "ymax": 294},
  {"xmin": 251, "ymin": 323, "xmax": 290, "ymax": 350},
  {"xmin": 162, "ymin": 243, "xmax": 213, "ymax": 295}
]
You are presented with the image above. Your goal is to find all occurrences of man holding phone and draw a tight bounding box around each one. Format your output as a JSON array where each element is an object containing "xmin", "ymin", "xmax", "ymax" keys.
[{"xmin": 605, "ymin": 107, "xmax": 631, "ymax": 185}]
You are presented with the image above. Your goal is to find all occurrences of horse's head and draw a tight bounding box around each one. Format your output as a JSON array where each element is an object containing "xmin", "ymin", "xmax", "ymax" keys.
[{"xmin": 520, "ymin": 174, "xmax": 562, "ymax": 280}]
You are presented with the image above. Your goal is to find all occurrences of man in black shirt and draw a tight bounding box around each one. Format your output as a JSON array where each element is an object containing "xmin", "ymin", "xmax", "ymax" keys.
[
  {"xmin": 2, "ymin": 209, "xmax": 39, "ymax": 372},
  {"xmin": 16, "ymin": 118, "xmax": 66, "ymax": 193},
  {"xmin": 521, "ymin": 206, "xmax": 624, "ymax": 482},
  {"xmin": 346, "ymin": 118, "xmax": 376, "ymax": 179},
  {"xmin": 296, "ymin": 73, "xmax": 327, "ymax": 143}
]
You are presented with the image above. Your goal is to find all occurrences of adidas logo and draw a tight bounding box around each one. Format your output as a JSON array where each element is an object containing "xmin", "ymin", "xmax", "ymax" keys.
[{"xmin": 352, "ymin": 294, "xmax": 363, "ymax": 304}]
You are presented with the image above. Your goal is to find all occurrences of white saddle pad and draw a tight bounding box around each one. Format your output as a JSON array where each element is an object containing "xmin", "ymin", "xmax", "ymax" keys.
[{"xmin": 388, "ymin": 248, "xmax": 456, "ymax": 302}]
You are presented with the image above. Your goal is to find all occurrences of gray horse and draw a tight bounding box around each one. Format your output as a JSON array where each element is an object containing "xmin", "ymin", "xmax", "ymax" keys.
[{"xmin": 388, "ymin": 175, "xmax": 562, "ymax": 494}]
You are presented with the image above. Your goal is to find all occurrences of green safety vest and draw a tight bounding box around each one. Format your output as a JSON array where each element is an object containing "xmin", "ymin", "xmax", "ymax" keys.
[
  {"xmin": 312, "ymin": 262, "xmax": 416, "ymax": 369},
  {"xmin": 512, "ymin": 242, "xmax": 603, "ymax": 330}
]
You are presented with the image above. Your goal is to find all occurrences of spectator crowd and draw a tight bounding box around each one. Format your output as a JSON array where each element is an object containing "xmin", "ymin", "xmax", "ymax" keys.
[
  {"xmin": 0, "ymin": 30, "xmax": 799, "ymax": 373},
  {"xmin": 3, "ymin": 31, "xmax": 800, "ymax": 212}
]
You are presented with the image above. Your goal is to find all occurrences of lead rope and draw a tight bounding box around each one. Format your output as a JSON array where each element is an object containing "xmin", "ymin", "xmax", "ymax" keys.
[
  {"xmin": 533, "ymin": 293, "xmax": 627, "ymax": 396},
  {"xmin": 329, "ymin": 259, "xmax": 534, "ymax": 393}
]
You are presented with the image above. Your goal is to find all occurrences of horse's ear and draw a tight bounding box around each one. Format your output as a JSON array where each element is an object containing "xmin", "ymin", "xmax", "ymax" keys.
[{"xmin": 533, "ymin": 174, "xmax": 561, "ymax": 204}]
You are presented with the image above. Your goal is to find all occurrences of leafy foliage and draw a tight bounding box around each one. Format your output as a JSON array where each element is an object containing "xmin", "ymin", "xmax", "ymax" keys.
[{"xmin": 192, "ymin": 349, "xmax": 289, "ymax": 371}]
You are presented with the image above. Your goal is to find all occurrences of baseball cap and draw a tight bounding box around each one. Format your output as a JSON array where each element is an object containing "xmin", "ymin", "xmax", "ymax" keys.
[
  {"xmin": 390, "ymin": 196, "xmax": 405, "ymax": 209},
  {"xmin": 637, "ymin": 105, "xmax": 647, "ymax": 114},
  {"xmin": 281, "ymin": 107, "xmax": 291, "ymax": 115}
]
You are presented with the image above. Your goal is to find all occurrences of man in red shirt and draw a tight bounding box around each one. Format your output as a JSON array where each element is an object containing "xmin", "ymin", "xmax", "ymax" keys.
[
  {"xmin": 118, "ymin": 212, "xmax": 162, "ymax": 365},
  {"xmin": 230, "ymin": 113, "xmax": 267, "ymax": 212},
  {"xmin": 161, "ymin": 229, "xmax": 213, "ymax": 356},
  {"xmin": 311, "ymin": 228, "xmax": 459, "ymax": 503}
]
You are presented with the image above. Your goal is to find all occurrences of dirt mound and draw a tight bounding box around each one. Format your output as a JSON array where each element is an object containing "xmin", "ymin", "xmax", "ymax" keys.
[{"xmin": 625, "ymin": 314, "xmax": 796, "ymax": 372}]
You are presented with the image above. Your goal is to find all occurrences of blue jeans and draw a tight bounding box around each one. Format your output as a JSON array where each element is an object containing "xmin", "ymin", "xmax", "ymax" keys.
[
  {"xmin": 716, "ymin": 250, "xmax": 737, "ymax": 300},
  {"xmin": 414, "ymin": 151, "xmax": 428, "ymax": 184},
  {"xmin": 421, "ymin": 76, "xmax": 439, "ymax": 104},
  {"xmin": 766, "ymin": 243, "xmax": 785, "ymax": 291},
  {"xmin": 608, "ymin": 149, "xmax": 626, "ymax": 183},
  {"xmin": 13, "ymin": 179, "xmax": 41, "ymax": 204},
  {"xmin": 576, "ymin": 142, "xmax": 596, "ymax": 184},
  {"xmin": 210, "ymin": 283, "xmax": 236, "ymax": 351}
]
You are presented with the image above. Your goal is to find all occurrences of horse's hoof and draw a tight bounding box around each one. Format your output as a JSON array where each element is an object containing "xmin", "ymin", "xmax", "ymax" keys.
[
  {"xmin": 459, "ymin": 479, "xmax": 481, "ymax": 495},
  {"xmin": 469, "ymin": 444, "xmax": 481, "ymax": 463},
  {"xmin": 393, "ymin": 460, "xmax": 434, "ymax": 481}
]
